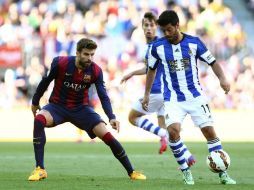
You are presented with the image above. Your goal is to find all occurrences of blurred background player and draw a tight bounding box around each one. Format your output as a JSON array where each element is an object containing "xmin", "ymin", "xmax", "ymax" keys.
[
  {"xmin": 121, "ymin": 12, "xmax": 168, "ymax": 154},
  {"xmin": 143, "ymin": 10, "xmax": 236, "ymax": 185},
  {"xmin": 28, "ymin": 38, "xmax": 146, "ymax": 181}
]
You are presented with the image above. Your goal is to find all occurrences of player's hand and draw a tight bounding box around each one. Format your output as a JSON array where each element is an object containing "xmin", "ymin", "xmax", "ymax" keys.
[
  {"xmin": 120, "ymin": 73, "xmax": 132, "ymax": 84},
  {"xmin": 142, "ymin": 95, "xmax": 149, "ymax": 111},
  {"xmin": 110, "ymin": 119, "xmax": 120, "ymax": 133},
  {"xmin": 31, "ymin": 104, "xmax": 41, "ymax": 117},
  {"xmin": 220, "ymin": 79, "xmax": 230, "ymax": 94}
]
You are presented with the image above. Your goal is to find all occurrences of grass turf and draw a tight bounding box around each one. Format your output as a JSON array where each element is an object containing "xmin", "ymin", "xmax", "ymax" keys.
[{"xmin": 0, "ymin": 142, "xmax": 253, "ymax": 190}]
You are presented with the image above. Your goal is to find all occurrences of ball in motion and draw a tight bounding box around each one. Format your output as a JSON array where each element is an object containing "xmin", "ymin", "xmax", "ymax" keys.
[{"xmin": 206, "ymin": 150, "xmax": 230, "ymax": 173}]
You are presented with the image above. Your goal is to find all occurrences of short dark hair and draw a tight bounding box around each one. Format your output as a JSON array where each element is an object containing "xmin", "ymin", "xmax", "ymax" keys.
[
  {"xmin": 142, "ymin": 12, "xmax": 157, "ymax": 25},
  {"xmin": 157, "ymin": 10, "xmax": 179, "ymax": 26},
  {"xmin": 77, "ymin": 38, "xmax": 97, "ymax": 52}
]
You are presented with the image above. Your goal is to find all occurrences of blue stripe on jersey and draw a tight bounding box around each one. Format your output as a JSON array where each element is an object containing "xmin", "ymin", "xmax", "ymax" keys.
[
  {"xmin": 58, "ymin": 56, "xmax": 75, "ymax": 105},
  {"xmin": 181, "ymin": 44, "xmax": 201, "ymax": 98},
  {"xmin": 146, "ymin": 38, "xmax": 162, "ymax": 94},
  {"xmin": 164, "ymin": 45, "xmax": 186, "ymax": 101},
  {"xmin": 162, "ymin": 71, "xmax": 171, "ymax": 101}
]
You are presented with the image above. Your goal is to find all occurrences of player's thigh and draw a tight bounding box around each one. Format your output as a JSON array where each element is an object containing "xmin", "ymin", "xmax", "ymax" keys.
[
  {"xmin": 164, "ymin": 101, "xmax": 186, "ymax": 128},
  {"xmin": 39, "ymin": 103, "xmax": 66, "ymax": 127},
  {"xmin": 71, "ymin": 106, "xmax": 105, "ymax": 139},
  {"xmin": 188, "ymin": 96, "xmax": 214, "ymax": 128},
  {"xmin": 131, "ymin": 93, "xmax": 164, "ymax": 114}
]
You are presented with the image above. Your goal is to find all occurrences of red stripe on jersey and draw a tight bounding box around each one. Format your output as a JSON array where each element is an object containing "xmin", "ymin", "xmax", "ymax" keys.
[
  {"xmin": 83, "ymin": 88, "xmax": 89, "ymax": 105},
  {"xmin": 50, "ymin": 57, "xmax": 68, "ymax": 103},
  {"xmin": 91, "ymin": 63, "xmax": 101, "ymax": 82},
  {"xmin": 65, "ymin": 68, "xmax": 86, "ymax": 108}
]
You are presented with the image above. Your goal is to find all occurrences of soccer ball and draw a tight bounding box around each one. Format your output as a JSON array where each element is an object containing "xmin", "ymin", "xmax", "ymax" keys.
[{"xmin": 206, "ymin": 150, "xmax": 230, "ymax": 173}]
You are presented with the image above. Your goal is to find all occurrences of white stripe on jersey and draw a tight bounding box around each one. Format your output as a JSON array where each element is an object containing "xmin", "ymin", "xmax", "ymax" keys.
[
  {"xmin": 157, "ymin": 45, "xmax": 178, "ymax": 102},
  {"xmin": 188, "ymin": 43, "xmax": 203, "ymax": 97}
]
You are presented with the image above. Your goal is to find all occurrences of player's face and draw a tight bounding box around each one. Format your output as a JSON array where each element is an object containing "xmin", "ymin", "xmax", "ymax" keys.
[
  {"xmin": 160, "ymin": 23, "xmax": 179, "ymax": 44},
  {"xmin": 142, "ymin": 18, "xmax": 157, "ymax": 39},
  {"xmin": 76, "ymin": 48, "xmax": 96, "ymax": 68}
]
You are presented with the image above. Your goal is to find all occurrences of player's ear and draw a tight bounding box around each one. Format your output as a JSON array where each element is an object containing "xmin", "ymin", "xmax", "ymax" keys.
[{"xmin": 176, "ymin": 22, "xmax": 180, "ymax": 30}]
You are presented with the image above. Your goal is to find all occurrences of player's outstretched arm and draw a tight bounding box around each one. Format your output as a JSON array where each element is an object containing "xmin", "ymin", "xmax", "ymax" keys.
[
  {"xmin": 120, "ymin": 66, "xmax": 147, "ymax": 84},
  {"xmin": 211, "ymin": 62, "xmax": 230, "ymax": 94},
  {"xmin": 142, "ymin": 68, "xmax": 156, "ymax": 111}
]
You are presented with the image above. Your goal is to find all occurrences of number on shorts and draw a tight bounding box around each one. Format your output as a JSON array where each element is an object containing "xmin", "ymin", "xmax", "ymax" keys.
[{"xmin": 201, "ymin": 104, "xmax": 210, "ymax": 113}]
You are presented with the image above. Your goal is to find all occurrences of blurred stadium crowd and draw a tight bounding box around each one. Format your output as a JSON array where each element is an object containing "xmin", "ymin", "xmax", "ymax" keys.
[{"xmin": 0, "ymin": 0, "xmax": 253, "ymax": 110}]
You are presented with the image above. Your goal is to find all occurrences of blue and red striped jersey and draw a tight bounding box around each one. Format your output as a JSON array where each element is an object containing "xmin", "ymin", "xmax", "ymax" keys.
[{"xmin": 32, "ymin": 56, "xmax": 115, "ymax": 120}]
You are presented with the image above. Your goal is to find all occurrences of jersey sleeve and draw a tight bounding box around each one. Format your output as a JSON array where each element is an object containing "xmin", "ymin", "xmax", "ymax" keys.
[
  {"xmin": 32, "ymin": 57, "xmax": 58, "ymax": 105},
  {"xmin": 196, "ymin": 37, "xmax": 216, "ymax": 65},
  {"xmin": 94, "ymin": 68, "xmax": 116, "ymax": 120},
  {"xmin": 148, "ymin": 44, "xmax": 161, "ymax": 70}
]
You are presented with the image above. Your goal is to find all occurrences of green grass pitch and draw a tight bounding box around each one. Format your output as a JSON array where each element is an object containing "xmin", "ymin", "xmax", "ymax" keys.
[{"xmin": 0, "ymin": 142, "xmax": 253, "ymax": 190}]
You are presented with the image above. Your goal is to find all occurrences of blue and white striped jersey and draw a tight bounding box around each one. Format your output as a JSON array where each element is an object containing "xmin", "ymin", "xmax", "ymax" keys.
[
  {"xmin": 145, "ymin": 37, "xmax": 163, "ymax": 94},
  {"xmin": 148, "ymin": 33, "xmax": 216, "ymax": 102}
]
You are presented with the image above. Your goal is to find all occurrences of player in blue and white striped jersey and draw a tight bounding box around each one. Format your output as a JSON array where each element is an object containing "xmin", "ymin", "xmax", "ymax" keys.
[
  {"xmin": 121, "ymin": 12, "xmax": 194, "ymax": 160},
  {"xmin": 121, "ymin": 12, "xmax": 168, "ymax": 154},
  {"xmin": 142, "ymin": 10, "xmax": 236, "ymax": 185}
]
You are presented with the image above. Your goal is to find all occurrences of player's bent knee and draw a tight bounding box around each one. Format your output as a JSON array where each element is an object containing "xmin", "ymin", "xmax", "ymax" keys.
[
  {"xmin": 34, "ymin": 114, "xmax": 47, "ymax": 128},
  {"xmin": 168, "ymin": 125, "xmax": 181, "ymax": 139},
  {"xmin": 93, "ymin": 122, "xmax": 108, "ymax": 139},
  {"xmin": 128, "ymin": 110, "xmax": 143, "ymax": 126}
]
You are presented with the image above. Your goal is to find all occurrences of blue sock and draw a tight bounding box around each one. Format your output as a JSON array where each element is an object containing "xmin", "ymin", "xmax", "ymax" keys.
[
  {"xmin": 102, "ymin": 132, "xmax": 134, "ymax": 175},
  {"xmin": 33, "ymin": 114, "xmax": 46, "ymax": 169}
]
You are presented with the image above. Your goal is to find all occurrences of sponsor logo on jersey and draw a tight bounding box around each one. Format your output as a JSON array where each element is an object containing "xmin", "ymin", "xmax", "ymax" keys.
[{"xmin": 64, "ymin": 82, "xmax": 86, "ymax": 91}]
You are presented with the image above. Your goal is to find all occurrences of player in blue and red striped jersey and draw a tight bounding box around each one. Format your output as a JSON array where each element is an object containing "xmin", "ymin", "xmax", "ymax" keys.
[{"xmin": 28, "ymin": 38, "xmax": 146, "ymax": 181}]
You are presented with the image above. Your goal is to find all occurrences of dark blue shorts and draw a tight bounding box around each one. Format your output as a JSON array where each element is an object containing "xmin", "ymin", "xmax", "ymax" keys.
[{"xmin": 42, "ymin": 103, "xmax": 105, "ymax": 139}]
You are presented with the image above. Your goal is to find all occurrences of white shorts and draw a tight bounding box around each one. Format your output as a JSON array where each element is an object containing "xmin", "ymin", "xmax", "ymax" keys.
[
  {"xmin": 164, "ymin": 95, "xmax": 214, "ymax": 128},
  {"xmin": 132, "ymin": 93, "xmax": 164, "ymax": 116}
]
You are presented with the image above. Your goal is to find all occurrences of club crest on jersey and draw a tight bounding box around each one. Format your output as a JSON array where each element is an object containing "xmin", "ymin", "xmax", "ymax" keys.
[
  {"xmin": 188, "ymin": 49, "xmax": 193, "ymax": 56},
  {"xmin": 83, "ymin": 74, "xmax": 91, "ymax": 83}
]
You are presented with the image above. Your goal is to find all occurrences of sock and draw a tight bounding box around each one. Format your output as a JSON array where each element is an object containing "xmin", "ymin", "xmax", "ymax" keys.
[
  {"xmin": 135, "ymin": 117, "xmax": 167, "ymax": 138},
  {"xmin": 207, "ymin": 137, "xmax": 222, "ymax": 153},
  {"xmin": 182, "ymin": 144, "xmax": 192, "ymax": 159},
  {"xmin": 169, "ymin": 138, "xmax": 190, "ymax": 171},
  {"xmin": 102, "ymin": 132, "xmax": 134, "ymax": 175},
  {"xmin": 33, "ymin": 114, "xmax": 46, "ymax": 169}
]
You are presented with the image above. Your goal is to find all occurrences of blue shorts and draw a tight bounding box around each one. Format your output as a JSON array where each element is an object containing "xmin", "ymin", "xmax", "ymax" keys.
[{"xmin": 42, "ymin": 103, "xmax": 105, "ymax": 139}]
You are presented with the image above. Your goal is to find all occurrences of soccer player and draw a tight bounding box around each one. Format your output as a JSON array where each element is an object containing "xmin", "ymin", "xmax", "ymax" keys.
[
  {"xmin": 121, "ymin": 12, "xmax": 195, "ymax": 163},
  {"xmin": 28, "ymin": 38, "xmax": 146, "ymax": 181},
  {"xmin": 142, "ymin": 10, "xmax": 236, "ymax": 185},
  {"xmin": 120, "ymin": 12, "xmax": 168, "ymax": 154}
]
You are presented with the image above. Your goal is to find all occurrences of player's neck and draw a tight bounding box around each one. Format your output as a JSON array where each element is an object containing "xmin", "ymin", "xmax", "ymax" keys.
[
  {"xmin": 75, "ymin": 61, "xmax": 87, "ymax": 71},
  {"xmin": 146, "ymin": 36, "xmax": 155, "ymax": 43},
  {"xmin": 171, "ymin": 32, "xmax": 183, "ymax": 45}
]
